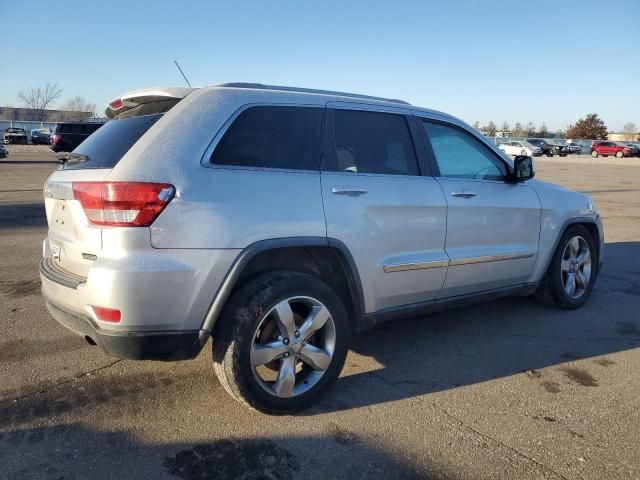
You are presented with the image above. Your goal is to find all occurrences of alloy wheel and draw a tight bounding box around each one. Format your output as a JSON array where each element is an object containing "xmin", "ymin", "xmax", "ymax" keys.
[
  {"xmin": 561, "ymin": 236, "xmax": 592, "ymax": 299},
  {"xmin": 250, "ymin": 296, "xmax": 336, "ymax": 398}
]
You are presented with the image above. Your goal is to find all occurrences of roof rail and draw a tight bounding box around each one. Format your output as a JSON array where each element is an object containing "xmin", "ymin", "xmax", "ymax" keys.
[{"xmin": 214, "ymin": 83, "xmax": 411, "ymax": 106}]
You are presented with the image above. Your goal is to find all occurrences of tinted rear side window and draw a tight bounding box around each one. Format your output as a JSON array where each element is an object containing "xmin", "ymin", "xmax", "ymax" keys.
[
  {"xmin": 62, "ymin": 114, "xmax": 161, "ymax": 170},
  {"xmin": 210, "ymin": 106, "xmax": 323, "ymax": 170},
  {"xmin": 324, "ymin": 109, "xmax": 419, "ymax": 176}
]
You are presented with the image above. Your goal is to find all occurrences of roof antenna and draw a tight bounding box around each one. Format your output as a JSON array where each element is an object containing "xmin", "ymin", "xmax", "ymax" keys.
[{"xmin": 173, "ymin": 60, "xmax": 192, "ymax": 87}]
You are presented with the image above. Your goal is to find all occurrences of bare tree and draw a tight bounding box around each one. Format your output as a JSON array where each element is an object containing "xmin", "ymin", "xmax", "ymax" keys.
[
  {"xmin": 622, "ymin": 122, "xmax": 637, "ymax": 141},
  {"xmin": 483, "ymin": 121, "xmax": 497, "ymax": 137},
  {"xmin": 513, "ymin": 122, "xmax": 525, "ymax": 137},
  {"xmin": 17, "ymin": 82, "xmax": 63, "ymax": 121},
  {"xmin": 61, "ymin": 96, "xmax": 97, "ymax": 121},
  {"xmin": 526, "ymin": 122, "xmax": 536, "ymax": 137}
]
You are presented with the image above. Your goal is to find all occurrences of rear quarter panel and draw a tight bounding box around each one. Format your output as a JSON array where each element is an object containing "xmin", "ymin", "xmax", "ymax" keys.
[{"xmin": 106, "ymin": 88, "xmax": 327, "ymax": 248}]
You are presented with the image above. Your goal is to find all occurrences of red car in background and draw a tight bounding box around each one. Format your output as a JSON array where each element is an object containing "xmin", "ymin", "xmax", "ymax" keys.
[{"xmin": 590, "ymin": 141, "xmax": 631, "ymax": 158}]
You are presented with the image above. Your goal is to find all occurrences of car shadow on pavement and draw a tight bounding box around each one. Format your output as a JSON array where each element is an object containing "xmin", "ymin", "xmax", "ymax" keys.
[
  {"xmin": 0, "ymin": 202, "xmax": 46, "ymax": 229},
  {"xmin": 308, "ymin": 241, "xmax": 640, "ymax": 415},
  {"xmin": 0, "ymin": 424, "xmax": 429, "ymax": 480}
]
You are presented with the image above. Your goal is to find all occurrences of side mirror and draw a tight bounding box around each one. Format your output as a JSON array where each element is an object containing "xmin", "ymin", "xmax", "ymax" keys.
[{"xmin": 512, "ymin": 155, "xmax": 535, "ymax": 182}]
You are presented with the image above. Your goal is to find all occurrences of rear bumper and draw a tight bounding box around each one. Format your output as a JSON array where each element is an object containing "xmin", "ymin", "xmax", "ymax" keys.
[{"xmin": 44, "ymin": 298, "xmax": 203, "ymax": 360}]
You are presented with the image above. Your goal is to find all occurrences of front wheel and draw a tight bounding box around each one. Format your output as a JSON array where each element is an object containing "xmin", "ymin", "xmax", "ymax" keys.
[
  {"xmin": 534, "ymin": 225, "xmax": 598, "ymax": 309},
  {"xmin": 546, "ymin": 150, "xmax": 554, "ymax": 157},
  {"xmin": 212, "ymin": 271, "xmax": 350, "ymax": 414},
  {"xmin": 615, "ymin": 150, "xmax": 623, "ymax": 158},
  {"xmin": 591, "ymin": 151, "xmax": 598, "ymax": 157}
]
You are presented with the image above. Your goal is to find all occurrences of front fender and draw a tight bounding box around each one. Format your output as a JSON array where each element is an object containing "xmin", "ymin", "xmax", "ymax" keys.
[{"xmin": 529, "ymin": 180, "xmax": 603, "ymax": 281}]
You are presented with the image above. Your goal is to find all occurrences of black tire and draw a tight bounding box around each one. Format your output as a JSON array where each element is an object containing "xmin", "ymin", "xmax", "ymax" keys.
[
  {"xmin": 212, "ymin": 271, "xmax": 350, "ymax": 414},
  {"xmin": 546, "ymin": 149, "xmax": 554, "ymax": 157},
  {"xmin": 534, "ymin": 225, "xmax": 598, "ymax": 309}
]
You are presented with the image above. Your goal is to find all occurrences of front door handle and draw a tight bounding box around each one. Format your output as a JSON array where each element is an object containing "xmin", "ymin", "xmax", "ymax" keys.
[
  {"xmin": 331, "ymin": 186, "xmax": 368, "ymax": 196},
  {"xmin": 451, "ymin": 190, "xmax": 477, "ymax": 198}
]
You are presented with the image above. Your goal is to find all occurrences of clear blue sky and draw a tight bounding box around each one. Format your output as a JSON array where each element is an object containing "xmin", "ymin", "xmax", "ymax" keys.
[{"xmin": 1, "ymin": 0, "xmax": 638, "ymax": 131}]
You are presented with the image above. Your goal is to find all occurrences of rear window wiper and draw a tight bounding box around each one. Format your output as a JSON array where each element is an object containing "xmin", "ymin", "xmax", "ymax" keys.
[{"xmin": 56, "ymin": 152, "xmax": 90, "ymax": 165}]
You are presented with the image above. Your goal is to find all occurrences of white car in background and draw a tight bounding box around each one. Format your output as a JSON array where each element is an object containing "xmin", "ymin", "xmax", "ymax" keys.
[{"xmin": 498, "ymin": 140, "xmax": 542, "ymax": 157}]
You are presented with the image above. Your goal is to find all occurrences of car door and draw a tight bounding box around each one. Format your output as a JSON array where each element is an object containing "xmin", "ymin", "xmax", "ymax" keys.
[
  {"xmin": 419, "ymin": 118, "xmax": 541, "ymax": 298},
  {"xmin": 603, "ymin": 142, "xmax": 615, "ymax": 155},
  {"xmin": 321, "ymin": 106, "xmax": 448, "ymax": 313}
]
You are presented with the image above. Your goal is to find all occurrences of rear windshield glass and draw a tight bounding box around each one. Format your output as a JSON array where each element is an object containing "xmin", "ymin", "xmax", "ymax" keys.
[
  {"xmin": 62, "ymin": 114, "xmax": 162, "ymax": 170},
  {"xmin": 58, "ymin": 123, "xmax": 102, "ymax": 134}
]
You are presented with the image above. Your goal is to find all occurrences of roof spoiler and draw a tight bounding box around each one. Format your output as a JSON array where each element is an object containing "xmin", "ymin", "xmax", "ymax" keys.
[{"xmin": 105, "ymin": 87, "xmax": 195, "ymax": 119}]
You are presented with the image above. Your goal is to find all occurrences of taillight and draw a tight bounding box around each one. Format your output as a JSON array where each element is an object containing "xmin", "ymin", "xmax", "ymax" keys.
[
  {"xmin": 92, "ymin": 306, "xmax": 121, "ymax": 323},
  {"xmin": 72, "ymin": 182, "xmax": 175, "ymax": 227},
  {"xmin": 51, "ymin": 134, "xmax": 62, "ymax": 145},
  {"xmin": 109, "ymin": 98, "xmax": 123, "ymax": 110}
]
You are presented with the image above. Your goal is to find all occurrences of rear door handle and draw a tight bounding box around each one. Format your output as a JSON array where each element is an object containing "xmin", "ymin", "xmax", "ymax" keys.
[
  {"xmin": 331, "ymin": 186, "xmax": 368, "ymax": 196},
  {"xmin": 451, "ymin": 190, "xmax": 477, "ymax": 198}
]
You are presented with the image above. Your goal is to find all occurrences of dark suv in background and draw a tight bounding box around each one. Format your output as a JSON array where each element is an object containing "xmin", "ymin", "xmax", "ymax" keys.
[
  {"xmin": 50, "ymin": 122, "xmax": 103, "ymax": 152},
  {"xmin": 527, "ymin": 138, "xmax": 568, "ymax": 157}
]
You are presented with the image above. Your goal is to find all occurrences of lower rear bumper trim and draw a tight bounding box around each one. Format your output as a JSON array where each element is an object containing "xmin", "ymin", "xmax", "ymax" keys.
[{"xmin": 44, "ymin": 299, "xmax": 203, "ymax": 361}]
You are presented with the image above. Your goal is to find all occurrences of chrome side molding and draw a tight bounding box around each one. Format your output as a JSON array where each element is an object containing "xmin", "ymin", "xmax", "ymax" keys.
[
  {"xmin": 383, "ymin": 260, "xmax": 448, "ymax": 273},
  {"xmin": 383, "ymin": 251, "xmax": 534, "ymax": 273}
]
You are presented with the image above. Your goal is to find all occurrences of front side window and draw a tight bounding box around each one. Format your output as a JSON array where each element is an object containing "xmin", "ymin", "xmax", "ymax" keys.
[
  {"xmin": 210, "ymin": 106, "xmax": 323, "ymax": 170},
  {"xmin": 423, "ymin": 121, "xmax": 507, "ymax": 181},
  {"xmin": 324, "ymin": 109, "xmax": 419, "ymax": 176}
]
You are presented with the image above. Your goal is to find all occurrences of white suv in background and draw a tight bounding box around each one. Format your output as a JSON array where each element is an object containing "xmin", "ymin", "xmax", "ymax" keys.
[
  {"xmin": 498, "ymin": 140, "xmax": 543, "ymax": 157},
  {"xmin": 40, "ymin": 83, "xmax": 603, "ymax": 413}
]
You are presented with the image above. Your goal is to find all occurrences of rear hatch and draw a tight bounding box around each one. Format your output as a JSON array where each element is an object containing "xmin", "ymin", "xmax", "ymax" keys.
[{"xmin": 43, "ymin": 88, "xmax": 193, "ymax": 279}]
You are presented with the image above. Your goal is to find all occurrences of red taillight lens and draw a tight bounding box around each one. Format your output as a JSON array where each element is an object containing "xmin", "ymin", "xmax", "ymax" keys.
[
  {"xmin": 52, "ymin": 134, "xmax": 62, "ymax": 145},
  {"xmin": 92, "ymin": 306, "xmax": 121, "ymax": 323},
  {"xmin": 109, "ymin": 98, "xmax": 123, "ymax": 110},
  {"xmin": 72, "ymin": 182, "xmax": 175, "ymax": 227}
]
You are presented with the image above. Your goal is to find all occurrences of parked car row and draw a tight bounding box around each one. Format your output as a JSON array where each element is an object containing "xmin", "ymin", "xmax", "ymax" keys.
[
  {"xmin": 497, "ymin": 137, "xmax": 640, "ymax": 159},
  {"xmin": 498, "ymin": 138, "xmax": 570, "ymax": 157},
  {"xmin": 2, "ymin": 122, "xmax": 103, "ymax": 151}
]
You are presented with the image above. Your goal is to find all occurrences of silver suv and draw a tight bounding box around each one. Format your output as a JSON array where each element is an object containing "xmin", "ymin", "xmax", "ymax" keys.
[{"xmin": 40, "ymin": 83, "xmax": 604, "ymax": 413}]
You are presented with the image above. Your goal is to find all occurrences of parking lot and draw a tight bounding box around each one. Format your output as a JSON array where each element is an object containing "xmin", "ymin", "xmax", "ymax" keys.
[{"xmin": 1, "ymin": 149, "xmax": 639, "ymax": 479}]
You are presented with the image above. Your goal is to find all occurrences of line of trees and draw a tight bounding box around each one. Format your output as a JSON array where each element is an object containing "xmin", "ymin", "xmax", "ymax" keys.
[
  {"xmin": 472, "ymin": 120, "xmax": 550, "ymax": 138},
  {"xmin": 472, "ymin": 114, "xmax": 639, "ymax": 140},
  {"xmin": 15, "ymin": 82, "xmax": 96, "ymax": 121}
]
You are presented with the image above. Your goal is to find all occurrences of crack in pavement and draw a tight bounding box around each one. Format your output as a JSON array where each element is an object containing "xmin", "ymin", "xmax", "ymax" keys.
[
  {"xmin": 432, "ymin": 403, "xmax": 575, "ymax": 480},
  {"xmin": 0, "ymin": 359, "xmax": 122, "ymax": 405}
]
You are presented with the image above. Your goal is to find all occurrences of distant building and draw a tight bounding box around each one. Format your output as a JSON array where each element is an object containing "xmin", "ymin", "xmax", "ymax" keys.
[
  {"xmin": 608, "ymin": 132, "xmax": 639, "ymax": 142},
  {"xmin": 0, "ymin": 107, "xmax": 94, "ymax": 122}
]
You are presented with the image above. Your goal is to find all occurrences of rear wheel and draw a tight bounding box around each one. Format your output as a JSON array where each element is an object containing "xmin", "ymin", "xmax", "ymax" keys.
[
  {"xmin": 212, "ymin": 271, "xmax": 350, "ymax": 414},
  {"xmin": 615, "ymin": 150, "xmax": 623, "ymax": 158},
  {"xmin": 534, "ymin": 225, "xmax": 598, "ymax": 309},
  {"xmin": 591, "ymin": 151, "xmax": 598, "ymax": 158}
]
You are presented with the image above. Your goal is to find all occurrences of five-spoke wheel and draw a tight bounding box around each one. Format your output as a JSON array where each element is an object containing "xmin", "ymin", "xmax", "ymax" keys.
[
  {"xmin": 250, "ymin": 297, "xmax": 336, "ymax": 398},
  {"xmin": 213, "ymin": 271, "xmax": 349, "ymax": 414},
  {"xmin": 560, "ymin": 236, "xmax": 592, "ymax": 299},
  {"xmin": 535, "ymin": 225, "xmax": 598, "ymax": 309}
]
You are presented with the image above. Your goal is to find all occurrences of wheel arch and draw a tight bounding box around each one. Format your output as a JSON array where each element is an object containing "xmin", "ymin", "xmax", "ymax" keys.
[
  {"xmin": 539, "ymin": 217, "xmax": 603, "ymax": 281},
  {"xmin": 199, "ymin": 237, "xmax": 365, "ymax": 344}
]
